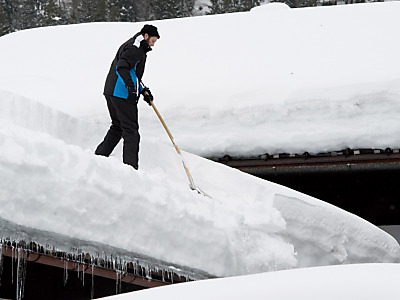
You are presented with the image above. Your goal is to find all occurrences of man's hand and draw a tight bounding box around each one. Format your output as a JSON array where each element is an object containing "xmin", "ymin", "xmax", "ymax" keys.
[
  {"xmin": 126, "ymin": 85, "xmax": 137, "ymax": 102},
  {"xmin": 141, "ymin": 87, "xmax": 153, "ymax": 106}
]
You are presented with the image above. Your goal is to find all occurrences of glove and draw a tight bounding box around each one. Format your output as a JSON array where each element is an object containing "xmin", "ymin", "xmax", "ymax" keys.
[
  {"xmin": 141, "ymin": 87, "xmax": 153, "ymax": 106},
  {"xmin": 126, "ymin": 85, "xmax": 137, "ymax": 102}
]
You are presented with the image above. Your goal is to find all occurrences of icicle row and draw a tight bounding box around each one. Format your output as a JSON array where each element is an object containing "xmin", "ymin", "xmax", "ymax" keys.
[{"xmin": 0, "ymin": 240, "xmax": 197, "ymax": 300}]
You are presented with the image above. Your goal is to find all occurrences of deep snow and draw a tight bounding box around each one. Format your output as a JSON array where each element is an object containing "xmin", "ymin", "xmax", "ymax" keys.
[
  {"xmin": 1, "ymin": 2, "xmax": 400, "ymax": 157},
  {"xmin": 1, "ymin": 90, "xmax": 398, "ymax": 277},
  {"xmin": 0, "ymin": 0, "xmax": 399, "ymax": 280},
  {"xmin": 101, "ymin": 264, "xmax": 400, "ymax": 300}
]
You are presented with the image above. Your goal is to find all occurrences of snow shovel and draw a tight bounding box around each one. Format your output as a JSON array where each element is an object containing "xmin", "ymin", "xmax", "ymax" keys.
[{"xmin": 144, "ymin": 92, "xmax": 210, "ymax": 197}]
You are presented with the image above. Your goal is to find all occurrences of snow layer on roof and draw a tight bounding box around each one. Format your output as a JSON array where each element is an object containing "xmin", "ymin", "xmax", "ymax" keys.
[
  {"xmin": 1, "ymin": 2, "xmax": 400, "ymax": 157},
  {"xmin": 0, "ymin": 91, "xmax": 399, "ymax": 277},
  {"xmin": 0, "ymin": 2, "xmax": 400, "ymax": 278}
]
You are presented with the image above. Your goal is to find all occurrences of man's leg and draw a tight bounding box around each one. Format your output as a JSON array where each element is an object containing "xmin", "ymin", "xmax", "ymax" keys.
[
  {"xmin": 111, "ymin": 96, "xmax": 140, "ymax": 169},
  {"xmin": 95, "ymin": 95, "xmax": 123, "ymax": 157}
]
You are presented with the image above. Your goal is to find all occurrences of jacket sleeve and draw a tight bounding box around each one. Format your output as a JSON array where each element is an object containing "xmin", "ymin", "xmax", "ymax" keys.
[
  {"xmin": 136, "ymin": 55, "xmax": 146, "ymax": 82},
  {"xmin": 116, "ymin": 47, "xmax": 141, "ymax": 87}
]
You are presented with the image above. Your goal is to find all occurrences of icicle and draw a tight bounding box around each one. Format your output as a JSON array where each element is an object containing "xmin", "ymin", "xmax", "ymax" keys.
[
  {"xmin": 119, "ymin": 273, "xmax": 122, "ymax": 295},
  {"xmin": 81, "ymin": 255, "xmax": 85, "ymax": 287},
  {"xmin": 118, "ymin": 260, "xmax": 123, "ymax": 294},
  {"xmin": 115, "ymin": 271, "xmax": 117, "ymax": 295},
  {"xmin": 82, "ymin": 260, "xmax": 85, "ymax": 287},
  {"xmin": 118, "ymin": 270, "xmax": 120, "ymax": 294},
  {"xmin": 11, "ymin": 245, "xmax": 14, "ymax": 285},
  {"xmin": 0, "ymin": 244, "xmax": 3, "ymax": 286},
  {"xmin": 16, "ymin": 247, "xmax": 26, "ymax": 300},
  {"xmin": 115, "ymin": 270, "xmax": 119, "ymax": 295},
  {"xmin": 63, "ymin": 256, "xmax": 69, "ymax": 286},
  {"xmin": 145, "ymin": 266, "xmax": 152, "ymax": 280},
  {"xmin": 122, "ymin": 261, "xmax": 127, "ymax": 284},
  {"xmin": 22, "ymin": 257, "xmax": 27, "ymax": 300},
  {"xmin": 141, "ymin": 266, "xmax": 145, "ymax": 278},
  {"xmin": 90, "ymin": 258, "xmax": 94, "ymax": 299},
  {"xmin": 16, "ymin": 248, "xmax": 21, "ymax": 300},
  {"xmin": 115, "ymin": 257, "xmax": 123, "ymax": 295}
]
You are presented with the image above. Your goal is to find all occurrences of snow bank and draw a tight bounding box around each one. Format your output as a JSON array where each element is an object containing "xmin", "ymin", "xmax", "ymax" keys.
[
  {"xmin": 0, "ymin": 91, "xmax": 398, "ymax": 277},
  {"xmin": 102, "ymin": 264, "xmax": 400, "ymax": 300},
  {"xmin": 274, "ymin": 194, "xmax": 400, "ymax": 267}
]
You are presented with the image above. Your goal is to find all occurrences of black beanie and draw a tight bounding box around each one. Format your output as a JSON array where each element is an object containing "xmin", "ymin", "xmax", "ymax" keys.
[{"xmin": 140, "ymin": 24, "xmax": 160, "ymax": 39}]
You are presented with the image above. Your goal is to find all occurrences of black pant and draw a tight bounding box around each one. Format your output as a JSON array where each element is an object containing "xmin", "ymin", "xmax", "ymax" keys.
[{"xmin": 95, "ymin": 95, "xmax": 140, "ymax": 169}]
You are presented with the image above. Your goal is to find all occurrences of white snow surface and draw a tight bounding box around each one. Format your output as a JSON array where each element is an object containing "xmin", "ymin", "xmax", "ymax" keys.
[
  {"xmin": 0, "ymin": 2, "xmax": 399, "ymax": 278},
  {"xmin": 1, "ymin": 2, "xmax": 400, "ymax": 157},
  {"xmin": 101, "ymin": 264, "xmax": 400, "ymax": 300}
]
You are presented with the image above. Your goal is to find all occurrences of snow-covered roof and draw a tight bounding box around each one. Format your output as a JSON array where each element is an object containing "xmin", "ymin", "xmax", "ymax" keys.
[
  {"xmin": 1, "ymin": 2, "xmax": 399, "ymax": 157},
  {"xmin": 0, "ymin": 216, "xmax": 211, "ymax": 284},
  {"xmin": 0, "ymin": 1, "xmax": 399, "ymax": 286}
]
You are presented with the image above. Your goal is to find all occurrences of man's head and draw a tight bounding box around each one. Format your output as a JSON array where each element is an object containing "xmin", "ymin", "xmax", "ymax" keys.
[{"xmin": 141, "ymin": 24, "xmax": 160, "ymax": 47}]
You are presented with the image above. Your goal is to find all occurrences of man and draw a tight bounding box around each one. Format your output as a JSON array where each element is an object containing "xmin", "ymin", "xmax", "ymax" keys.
[{"xmin": 95, "ymin": 24, "xmax": 160, "ymax": 170}]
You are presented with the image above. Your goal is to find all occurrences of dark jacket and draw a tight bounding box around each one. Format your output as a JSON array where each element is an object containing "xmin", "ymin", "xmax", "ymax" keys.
[{"xmin": 104, "ymin": 32, "xmax": 152, "ymax": 99}]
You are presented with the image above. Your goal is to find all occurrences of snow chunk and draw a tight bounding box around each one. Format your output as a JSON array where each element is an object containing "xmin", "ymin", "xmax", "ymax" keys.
[{"xmin": 250, "ymin": 2, "xmax": 291, "ymax": 13}]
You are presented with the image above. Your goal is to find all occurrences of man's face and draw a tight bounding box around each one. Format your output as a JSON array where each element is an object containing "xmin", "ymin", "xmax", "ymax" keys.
[{"xmin": 144, "ymin": 33, "xmax": 158, "ymax": 47}]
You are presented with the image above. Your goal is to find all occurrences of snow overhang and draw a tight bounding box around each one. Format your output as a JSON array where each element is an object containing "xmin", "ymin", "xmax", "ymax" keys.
[{"xmin": 0, "ymin": 217, "xmax": 214, "ymax": 290}]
